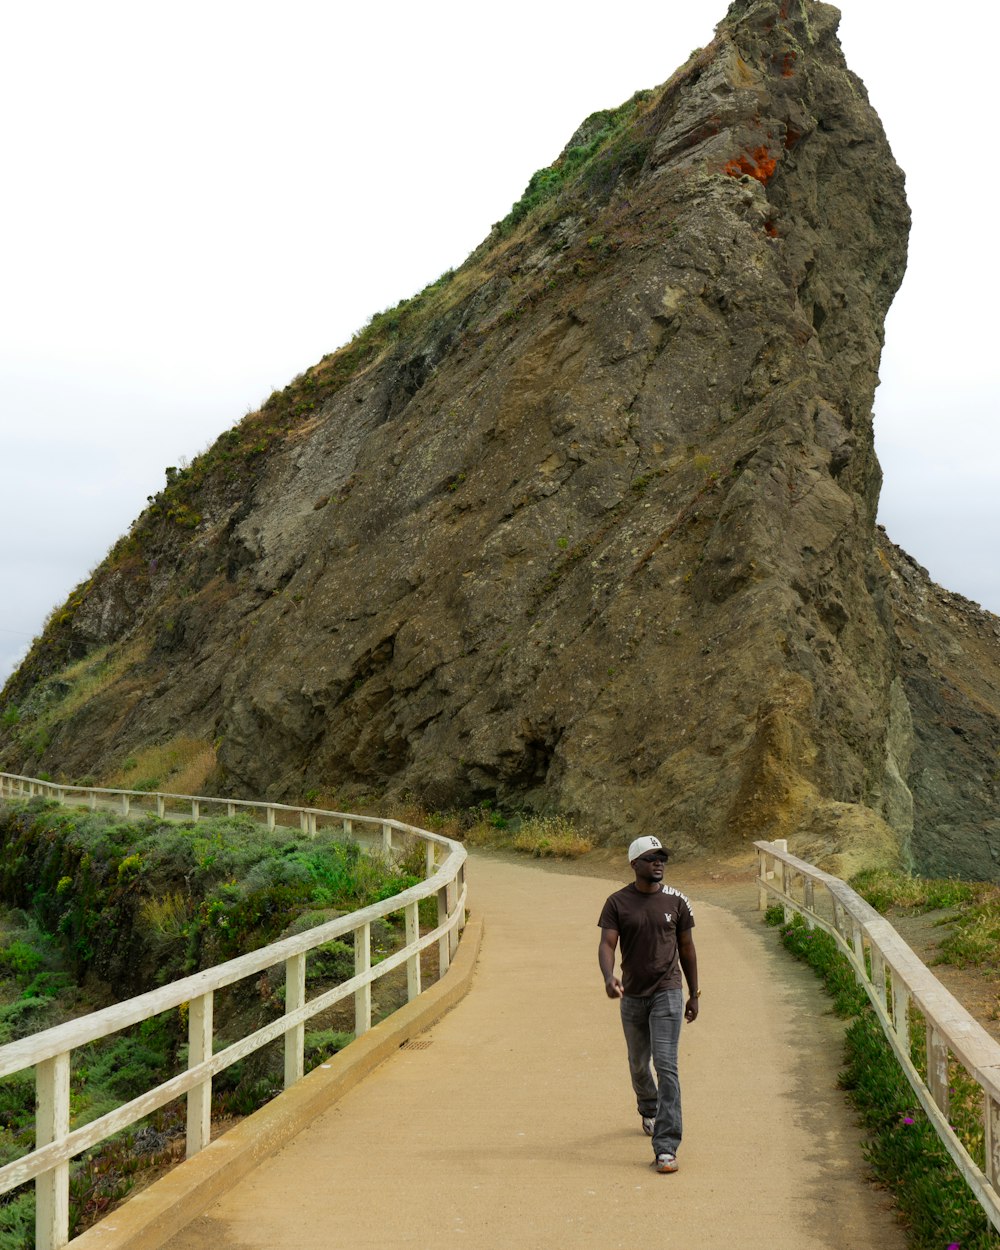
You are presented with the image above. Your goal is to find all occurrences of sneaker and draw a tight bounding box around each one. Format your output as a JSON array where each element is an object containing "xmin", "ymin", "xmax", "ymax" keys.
[
  {"xmin": 655, "ymin": 1153, "xmax": 679, "ymax": 1174},
  {"xmin": 641, "ymin": 1116, "xmax": 655, "ymax": 1136}
]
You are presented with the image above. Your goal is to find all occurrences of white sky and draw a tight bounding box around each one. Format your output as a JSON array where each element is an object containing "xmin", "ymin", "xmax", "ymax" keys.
[{"xmin": 1, "ymin": 0, "xmax": 997, "ymax": 685}]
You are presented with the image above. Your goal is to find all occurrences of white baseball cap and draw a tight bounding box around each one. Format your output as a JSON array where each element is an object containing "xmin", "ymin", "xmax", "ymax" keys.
[{"xmin": 628, "ymin": 835, "xmax": 668, "ymax": 862}]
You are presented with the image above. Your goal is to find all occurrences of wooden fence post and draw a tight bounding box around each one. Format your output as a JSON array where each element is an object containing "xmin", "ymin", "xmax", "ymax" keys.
[
  {"xmin": 986, "ymin": 1091, "xmax": 1000, "ymax": 1191},
  {"xmin": 447, "ymin": 879, "xmax": 460, "ymax": 958},
  {"xmin": 35, "ymin": 1052, "xmax": 70, "ymax": 1250},
  {"xmin": 354, "ymin": 922, "xmax": 372, "ymax": 1037},
  {"xmin": 891, "ymin": 970, "xmax": 910, "ymax": 1053},
  {"xmin": 186, "ymin": 992, "xmax": 213, "ymax": 1157},
  {"xmin": 926, "ymin": 1024, "xmax": 950, "ymax": 1118},
  {"xmin": 284, "ymin": 953, "xmax": 306, "ymax": 1087},
  {"xmin": 871, "ymin": 946, "xmax": 887, "ymax": 1010},
  {"xmin": 405, "ymin": 902, "xmax": 421, "ymax": 1001},
  {"xmin": 438, "ymin": 886, "xmax": 451, "ymax": 975},
  {"xmin": 851, "ymin": 919, "xmax": 865, "ymax": 981}
]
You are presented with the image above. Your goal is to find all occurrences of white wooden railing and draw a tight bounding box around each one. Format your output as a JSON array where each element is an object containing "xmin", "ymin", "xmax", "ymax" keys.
[
  {"xmin": 757, "ymin": 838, "xmax": 1000, "ymax": 1234},
  {"xmin": 0, "ymin": 773, "xmax": 467, "ymax": 1250}
]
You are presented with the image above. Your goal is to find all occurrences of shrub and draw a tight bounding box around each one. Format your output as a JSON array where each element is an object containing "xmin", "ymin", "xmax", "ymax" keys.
[
  {"xmin": 0, "ymin": 801, "xmax": 426, "ymax": 992},
  {"xmin": 462, "ymin": 808, "xmax": 593, "ymax": 858},
  {"xmin": 510, "ymin": 814, "xmax": 593, "ymax": 858}
]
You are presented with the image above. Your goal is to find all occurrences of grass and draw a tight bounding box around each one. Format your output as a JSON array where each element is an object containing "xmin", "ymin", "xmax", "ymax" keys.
[
  {"xmin": 106, "ymin": 736, "xmax": 217, "ymax": 795},
  {"xmin": 386, "ymin": 799, "xmax": 593, "ymax": 859},
  {"xmin": 939, "ymin": 908, "xmax": 1000, "ymax": 967},
  {"xmin": 850, "ymin": 868, "xmax": 979, "ymax": 914},
  {"xmin": 495, "ymin": 91, "xmax": 654, "ymax": 235},
  {"xmin": 851, "ymin": 869, "xmax": 1000, "ymax": 969},
  {"xmin": 0, "ymin": 640, "xmax": 149, "ymax": 764},
  {"xmin": 468, "ymin": 812, "xmax": 593, "ymax": 858},
  {"xmin": 765, "ymin": 909, "xmax": 1000, "ymax": 1249}
]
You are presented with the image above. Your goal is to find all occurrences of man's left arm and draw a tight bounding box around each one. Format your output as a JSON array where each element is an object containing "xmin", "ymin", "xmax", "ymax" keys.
[{"xmin": 678, "ymin": 928, "xmax": 699, "ymax": 1022}]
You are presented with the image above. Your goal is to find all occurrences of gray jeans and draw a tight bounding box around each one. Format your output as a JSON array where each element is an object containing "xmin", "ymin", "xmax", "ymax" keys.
[{"xmin": 619, "ymin": 987, "xmax": 683, "ymax": 1156}]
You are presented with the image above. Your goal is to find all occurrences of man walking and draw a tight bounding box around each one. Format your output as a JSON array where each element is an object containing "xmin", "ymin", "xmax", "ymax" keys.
[{"xmin": 597, "ymin": 835, "xmax": 699, "ymax": 1173}]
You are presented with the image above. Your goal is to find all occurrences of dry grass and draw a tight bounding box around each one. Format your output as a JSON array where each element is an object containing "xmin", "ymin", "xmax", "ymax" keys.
[
  {"xmin": 106, "ymin": 737, "xmax": 217, "ymax": 795},
  {"xmin": 467, "ymin": 813, "xmax": 593, "ymax": 858},
  {"xmin": 139, "ymin": 891, "xmax": 193, "ymax": 936},
  {"xmin": 384, "ymin": 801, "xmax": 593, "ymax": 859},
  {"xmin": 30, "ymin": 639, "xmax": 149, "ymax": 728},
  {"xmin": 388, "ymin": 800, "xmax": 466, "ymax": 840},
  {"xmin": 853, "ymin": 868, "xmax": 1000, "ymax": 973}
]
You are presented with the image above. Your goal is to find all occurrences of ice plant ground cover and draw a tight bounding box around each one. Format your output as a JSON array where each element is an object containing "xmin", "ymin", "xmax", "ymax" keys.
[{"xmin": 764, "ymin": 908, "xmax": 1000, "ymax": 1250}]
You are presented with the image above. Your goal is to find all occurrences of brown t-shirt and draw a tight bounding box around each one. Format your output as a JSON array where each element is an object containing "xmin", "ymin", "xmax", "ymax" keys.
[{"xmin": 598, "ymin": 883, "xmax": 695, "ymax": 997}]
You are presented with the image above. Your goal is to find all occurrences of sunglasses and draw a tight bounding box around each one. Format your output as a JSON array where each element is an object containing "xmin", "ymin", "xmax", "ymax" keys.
[{"xmin": 637, "ymin": 853, "xmax": 668, "ymax": 863}]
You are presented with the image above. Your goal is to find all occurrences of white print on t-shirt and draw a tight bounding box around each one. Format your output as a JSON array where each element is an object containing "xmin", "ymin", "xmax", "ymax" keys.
[
  {"xmin": 660, "ymin": 884, "xmax": 694, "ymax": 922},
  {"xmin": 664, "ymin": 913, "xmax": 673, "ymax": 923}
]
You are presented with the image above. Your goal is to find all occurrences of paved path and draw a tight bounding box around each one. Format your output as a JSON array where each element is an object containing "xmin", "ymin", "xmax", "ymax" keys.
[{"xmin": 164, "ymin": 854, "xmax": 906, "ymax": 1249}]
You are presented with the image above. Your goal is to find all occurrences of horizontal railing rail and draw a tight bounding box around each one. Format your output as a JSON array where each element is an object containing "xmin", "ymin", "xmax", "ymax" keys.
[
  {"xmin": 0, "ymin": 773, "xmax": 468, "ymax": 1250},
  {"xmin": 756, "ymin": 838, "xmax": 1000, "ymax": 1235}
]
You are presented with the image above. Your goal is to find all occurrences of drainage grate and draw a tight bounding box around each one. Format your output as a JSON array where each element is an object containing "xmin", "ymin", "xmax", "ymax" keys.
[{"xmin": 400, "ymin": 1039, "xmax": 433, "ymax": 1050}]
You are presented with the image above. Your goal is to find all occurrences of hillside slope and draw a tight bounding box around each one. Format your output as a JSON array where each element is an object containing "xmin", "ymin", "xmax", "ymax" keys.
[{"xmin": 4, "ymin": 0, "xmax": 1000, "ymax": 878}]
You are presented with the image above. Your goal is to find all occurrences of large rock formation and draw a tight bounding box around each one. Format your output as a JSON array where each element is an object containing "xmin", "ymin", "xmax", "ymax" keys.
[{"xmin": 5, "ymin": 0, "xmax": 1000, "ymax": 878}]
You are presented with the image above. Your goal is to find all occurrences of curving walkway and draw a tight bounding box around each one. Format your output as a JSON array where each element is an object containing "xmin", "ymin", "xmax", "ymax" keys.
[{"xmin": 162, "ymin": 854, "xmax": 906, "ymax": 1250}]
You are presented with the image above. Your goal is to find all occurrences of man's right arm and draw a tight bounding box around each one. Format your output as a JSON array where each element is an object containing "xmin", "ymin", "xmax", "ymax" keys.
[{"xmin": 599, "ymin": 927, "xmax": 623, "ymax": 998}]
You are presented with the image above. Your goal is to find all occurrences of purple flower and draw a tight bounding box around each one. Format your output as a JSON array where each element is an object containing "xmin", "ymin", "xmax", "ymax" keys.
[
  {"xmin": 903, "ymin": 1117, "xmax": 915, "ymax": 1125},
  {"xmin": 947, "ymin": 1243, "xmax": 960, "ymax": 1249}
]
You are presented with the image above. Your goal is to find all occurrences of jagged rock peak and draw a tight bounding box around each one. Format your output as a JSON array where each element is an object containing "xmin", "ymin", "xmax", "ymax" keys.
[{"xmin": 5, "ymin": 2, "xmax": 1000, "ymax": 881}]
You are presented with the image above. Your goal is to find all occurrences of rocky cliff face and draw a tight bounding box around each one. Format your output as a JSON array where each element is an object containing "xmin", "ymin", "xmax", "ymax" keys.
[{"xmin": 5, "ymin": 0, "xmax": 1000, "ymax": 879}]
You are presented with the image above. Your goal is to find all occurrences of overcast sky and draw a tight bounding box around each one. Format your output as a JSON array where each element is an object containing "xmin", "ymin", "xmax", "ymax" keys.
[{"xmin": 1, "ymin": 0, "xmax": 997, "ymax": 685}]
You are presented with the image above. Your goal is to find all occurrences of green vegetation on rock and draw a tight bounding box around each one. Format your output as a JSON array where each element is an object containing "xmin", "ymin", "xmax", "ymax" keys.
[{"xmin": 496, "ymin": 92, "xmax": 654, "ymax": 235}]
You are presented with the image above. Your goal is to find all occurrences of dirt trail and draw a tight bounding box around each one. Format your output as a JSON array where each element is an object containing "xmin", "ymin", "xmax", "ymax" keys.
[{"xmin": 164, "ymin": 852, "xmax": 905, "ymax": 1250}]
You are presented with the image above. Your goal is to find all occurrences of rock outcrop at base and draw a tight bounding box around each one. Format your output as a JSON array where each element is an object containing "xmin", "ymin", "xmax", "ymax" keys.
[{"xmin": 4, "ymin": 0, "xmax": 1000, "ymax": 878}]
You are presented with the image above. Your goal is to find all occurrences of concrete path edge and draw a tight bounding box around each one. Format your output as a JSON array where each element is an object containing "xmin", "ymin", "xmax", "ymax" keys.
[{"xmin": 70, "ymin": 916, "xmax": 485, "ymax": 1250}]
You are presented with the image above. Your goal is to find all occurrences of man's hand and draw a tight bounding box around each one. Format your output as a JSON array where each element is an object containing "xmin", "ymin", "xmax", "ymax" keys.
[
  {"xmin": 684, "ymin": 994, "xmax": 699, "ymax": 1022},
  {"xmin": 605, "ymin": 975, "xmax": 624, "ymax": 999}
]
